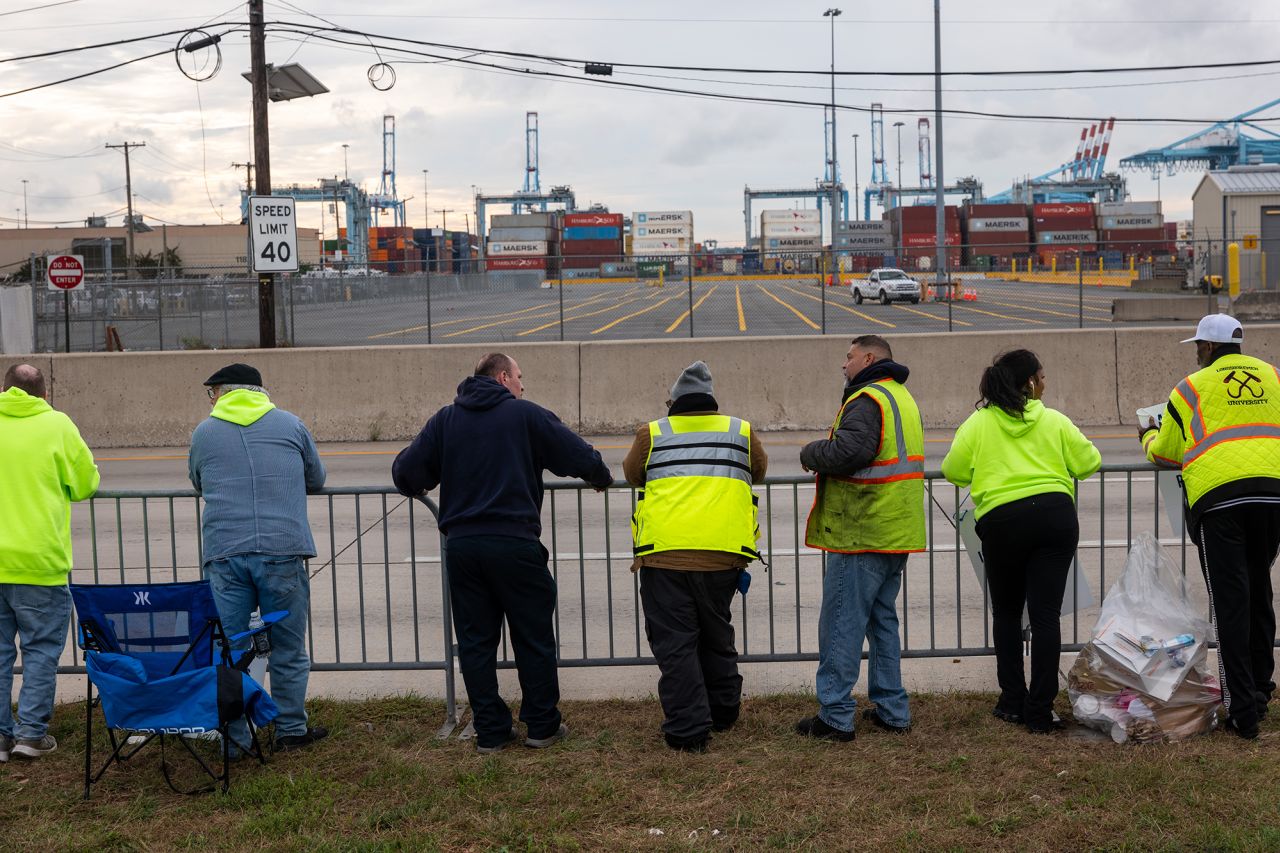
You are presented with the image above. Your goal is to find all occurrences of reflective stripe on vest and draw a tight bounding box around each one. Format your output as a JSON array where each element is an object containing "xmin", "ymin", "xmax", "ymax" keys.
[
  {"xmin": 831, "ymin": 384, "xmax": 925, "ymax": 485},
  {"xmin": 646, "ymin": 417, "xmax": 751, "ymax": 485},
  {"xmin": 1175, "ymin": 378, "xmax": 1206, "ymax": 443},
  {"xmin": 1183, "ymin": 423, "xmax": 1280, "ymax": 467}
]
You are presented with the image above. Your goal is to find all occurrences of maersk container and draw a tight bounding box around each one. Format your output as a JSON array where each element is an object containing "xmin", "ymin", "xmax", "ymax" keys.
[
  {"xmin": 635, "ymin": 223, "xmax": 693, "ymax": 238},
  {"xmin": 761, "ymin": 209, "xmax": 820, "ymax": 224},
  {"xmin": 488, "ymin": 240, "xmax": 550, "ymax": 256},
  {"xmin": 563, "ymin": 226, "xmax": 621, "ymax": 241},
  {"xmin": 633, "ymin": 210, "xmax": 693, "ymax": 226},
  {"xmin": 1038, "ymin": 230, "xmax": 1097, "ymax": 245},
  {"xmin": 1098, "ymin": 201, "xmax": 1161, "ymax": 218},
  {"xmin": 490, "ymin": 213, "xmax": 556, "ymax": 228},
  {"xmin": 966, "ymin": 217, "xmax": 1029, "ymax": 232},
  {"xmin": 1100, "ymin": 214, "xmax": 1163, "ymax": 231}
]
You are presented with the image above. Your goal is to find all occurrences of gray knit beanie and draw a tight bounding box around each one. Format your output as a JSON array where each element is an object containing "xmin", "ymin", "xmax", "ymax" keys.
[{"xmin": 669, "ymin": 360, "xmax": 714, "ymax": 400}]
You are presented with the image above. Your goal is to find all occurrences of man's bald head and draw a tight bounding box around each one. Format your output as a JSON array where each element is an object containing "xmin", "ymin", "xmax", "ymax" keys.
[{"xmin": 3, "ymin": 363, "xmax": 46, "ymax": 399}]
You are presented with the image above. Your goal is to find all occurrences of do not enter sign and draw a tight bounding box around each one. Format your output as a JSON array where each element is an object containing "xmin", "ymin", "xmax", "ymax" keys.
[{"xmin": 46, "ymin": 254, "xmax": 85, "ymax": 291}]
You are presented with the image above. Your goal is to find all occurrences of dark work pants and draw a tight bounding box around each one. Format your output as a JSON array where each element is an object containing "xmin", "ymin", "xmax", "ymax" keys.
[
  {"xmin": 446, "ymin": 535, "xmax": 561, "ymax": 748},
  {"xmin": 640, "ymin": 567, "xmax": 743, "ymax": 741},
  {"xmin": 976, "ymin": 492, "xmax": 1079, "ymax": 728},
  {"xmin": 1196, "ymin": 503, "xmax": 1280, "ymax": 730}
]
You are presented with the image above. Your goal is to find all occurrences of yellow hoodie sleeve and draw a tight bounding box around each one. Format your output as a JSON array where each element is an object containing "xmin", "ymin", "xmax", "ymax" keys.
[{"xmin": 1142, "ymin": 395, "xmax": 1188, "ymax": 469}]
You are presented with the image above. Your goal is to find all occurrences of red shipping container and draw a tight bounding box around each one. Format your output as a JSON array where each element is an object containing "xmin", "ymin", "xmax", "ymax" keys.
[
  {"xmin": 486, "ymin": 257, "xmax": 547, "ymax": 271},
  {"xmin": 1034, "ymin": 203, "xmax": 1095, "ymax": 218},
  {"xmin": 561, "ymin": 239, "xmax": 623, "ymax": 256},
  {"xmin": 563, "ymin": 212, "xmax": 623, "ymax": 228},
  {"xmin": 966, "ymin": 203, "xmax": 1028, "ymax": 217},
  {"xmin": 892, "ymin": 206, "xmax": 960, "ymax": 227},
  {"xmin": 561, "ymin": 256, "xmax": 608, "ymax": 270},
  {"xmin": 901, "ymin": 232, "xmax": 960, "ymax": 247},
  {"xmin": 1100, "ymin": 228, "xmax": 1166, "ymax": 251}
]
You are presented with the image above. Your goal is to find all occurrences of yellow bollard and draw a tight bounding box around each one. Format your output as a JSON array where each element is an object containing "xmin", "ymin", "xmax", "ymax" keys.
[
  {"xmin": 1075, "ymin": 256, "xmax": 1081, "ymax": 274},
  {"xmin": 1228, "ymin": 242, "xmax": 1240, "ymax": 298},
  {"xmin": 1098, "ymin": 257, "xmax": 1104, "ymax": 273},
  {"xmin": 1011, "ymin": 258, "xmax": 1016, "ymax": 275},
  {"xmin": 1051, "ymin": 256, "xmax": 1057, "ymax": 275},
  {"xmin": 1130, "ymin": 255, "xmax": 1136, "ymax": 275}
]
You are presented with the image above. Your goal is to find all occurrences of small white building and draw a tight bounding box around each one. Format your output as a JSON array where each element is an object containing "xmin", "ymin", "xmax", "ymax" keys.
[{"xmin": 1191, "ymin": 165, "xmax": 1280, "ymax": 290}]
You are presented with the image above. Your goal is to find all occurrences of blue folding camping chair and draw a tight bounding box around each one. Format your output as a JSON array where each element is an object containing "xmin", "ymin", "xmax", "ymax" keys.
[{"xmin": 70, "ymin": 580, "xmax": 284, "ymax": 796}]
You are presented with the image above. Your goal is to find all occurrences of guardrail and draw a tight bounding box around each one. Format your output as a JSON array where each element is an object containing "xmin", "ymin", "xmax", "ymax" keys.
[{"xmin": 56, "ymin": 463, "xmax": 1227, "ymax": 724}]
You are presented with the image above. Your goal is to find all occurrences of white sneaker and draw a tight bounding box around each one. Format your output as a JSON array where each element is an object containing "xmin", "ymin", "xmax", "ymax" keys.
[{"xmin": 12, "ymin": 734, "xmax": 57, "ymax": 759}]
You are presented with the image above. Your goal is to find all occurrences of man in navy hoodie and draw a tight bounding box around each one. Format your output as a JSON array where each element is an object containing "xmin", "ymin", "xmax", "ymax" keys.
[{"xmin": 393, "ymin": 353, "xmax": 612, "ymax": 752}]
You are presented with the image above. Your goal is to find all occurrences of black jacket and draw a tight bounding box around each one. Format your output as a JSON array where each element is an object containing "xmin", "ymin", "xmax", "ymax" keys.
[
  {"xmin": 392, "ymin": 376, "xmax": 612, "ymax": 539},
  {"xmin": 800, "ymin": 359, "xmax": 912, "ymax": 476}
]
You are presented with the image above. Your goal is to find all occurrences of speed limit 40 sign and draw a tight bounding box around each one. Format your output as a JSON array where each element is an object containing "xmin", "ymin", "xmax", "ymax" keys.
[
  {"xmin": 249, "ymin": 195, "xmax": 299, "ymax": 273},
  {"xmin": 46, "ymin": 254, "xmax": 85, "ymax": 291}
]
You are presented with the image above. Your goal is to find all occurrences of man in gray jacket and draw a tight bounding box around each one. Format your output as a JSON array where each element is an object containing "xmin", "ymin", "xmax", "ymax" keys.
[{"xmin": 189, "ymin": 363, "xmax": 327, "ymax": 752}]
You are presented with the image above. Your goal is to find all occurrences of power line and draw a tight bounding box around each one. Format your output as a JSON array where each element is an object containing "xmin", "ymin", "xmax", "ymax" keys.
[{"xmin": 0, "ymin": 0, "xmax": 84, "ymax": 18}]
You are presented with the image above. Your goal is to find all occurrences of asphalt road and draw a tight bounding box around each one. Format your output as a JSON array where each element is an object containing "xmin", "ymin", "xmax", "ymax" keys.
[{"xmin": 39, "ymin": 276, "xmax": 1143, "ymax": 351}]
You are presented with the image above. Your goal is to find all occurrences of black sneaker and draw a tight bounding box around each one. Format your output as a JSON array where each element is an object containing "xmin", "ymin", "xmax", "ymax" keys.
[
  {"xmin": 710, "ymin": 703, "xmax": 740, "ymax": 733},
  {"xmin": 664, "ymin": 732, "xmax": 708, "ymax": 753},
  {"xmin": 476, "ymin": 727, "xmax": 520, "ymax": 754},
  {"xmin": 1026, "ymin": 712, "xmax": 1067, "ymax": 735},
  {"xmin": 794, "ymin": 714, "xmax": 854, "ymax": 742},
  {"xmin": 862, "ymin": 708, "xmax": 911, "ymax": 734},
  {"xmin": 273, "ymin": 725, "xmax": 329, "ymax": 752},
  {"xmin": 992, "ymin": 706, "xmax": 1024, "ymax": 726},
  {"xmin": 1225, "ymin": 716, "xmax": 1260, "ymax": 741}
]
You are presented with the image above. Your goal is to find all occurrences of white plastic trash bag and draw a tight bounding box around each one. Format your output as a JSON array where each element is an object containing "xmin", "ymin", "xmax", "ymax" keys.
[{"xmin": 1068, "ymin": 532, "xmax": 1220, "ymax": 743}]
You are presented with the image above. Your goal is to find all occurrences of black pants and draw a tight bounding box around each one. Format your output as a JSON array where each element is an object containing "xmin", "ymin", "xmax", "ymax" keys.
[
  {"xmin": 640, "ymin": 567, "xmax": 743, "ymax": 741},
  {"xmin": 975, "ymin": 492, "xmax": 1079, "ymax": 728},
  {"xmin": 1196, "ymin": 503, "xmax": 1280, "ymax": 729},
  {"xmin": 446, "ymin": 535, "xmax": 561, "ymax": 748}
]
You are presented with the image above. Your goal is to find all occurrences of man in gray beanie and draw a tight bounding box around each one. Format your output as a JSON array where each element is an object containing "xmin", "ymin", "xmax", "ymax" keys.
[{"xmin": 623, "ymin": 361, "xmax": 767, "ymax": 752}]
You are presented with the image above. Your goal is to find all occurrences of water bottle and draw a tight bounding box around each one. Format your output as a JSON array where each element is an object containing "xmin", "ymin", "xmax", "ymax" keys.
[{"xmin": 249, "ymin": 611, "xmax": 271, "ymax": 657}]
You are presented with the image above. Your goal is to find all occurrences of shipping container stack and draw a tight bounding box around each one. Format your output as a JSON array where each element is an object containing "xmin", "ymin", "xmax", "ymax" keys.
[
  {"xmin": 366, "ymin": 226, "xmax": 422, "ymax": 274},
  {"xmin": 1032, "ymin": 202, "xmax": 1097, "ymax": 265},
  {"xmin": 1096, "ymin": 201, "xmax": 1172, "ymax": 261},
  {"xmin": 630, "ymin": 211, "xmax": 694, "ymax": 268},
  {"xmin": 486, "ymin": 212, "xmax": 559, "ymax": 273},
  {"xmin": 560, "ymin": 211, "xmax": 623, "ymax": 276},
  {"xmin": 760, "ymin": 210, "xmax": 821, "ymax": 273},
  {"xmin": 961, "ymin": 203, "xmax": 1030, "ymax": 269},
  {"xmin": 834, "ymin": 220, "xmax": 894, "ymax": 273},
  {"xmin": 888, "ymin": 205, "xmax": 961, "ymax": 271}
]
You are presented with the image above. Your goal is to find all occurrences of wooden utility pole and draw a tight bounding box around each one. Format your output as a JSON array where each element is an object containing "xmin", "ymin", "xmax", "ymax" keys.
[
  {"xmin": 435, "ymin": 208, "xmax": 455, "ymax": 233},
  {"xmin": 248, "ymin": 0, "xmax": 275, "ymax": 347},
  {"xmin": 105, "ymin": 141, "xmax": 145, "ymax": 275}
]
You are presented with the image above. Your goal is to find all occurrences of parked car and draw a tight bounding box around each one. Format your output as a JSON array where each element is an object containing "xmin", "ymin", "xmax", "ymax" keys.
[{"xmin": 850, "ymin": 268, "xmax": 921, "ymax": 304}]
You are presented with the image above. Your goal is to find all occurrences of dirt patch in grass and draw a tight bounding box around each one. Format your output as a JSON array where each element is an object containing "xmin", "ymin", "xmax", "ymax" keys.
[{"xmin": 3, "ymin": 692, "xmax": 1279, "ymax": 851}]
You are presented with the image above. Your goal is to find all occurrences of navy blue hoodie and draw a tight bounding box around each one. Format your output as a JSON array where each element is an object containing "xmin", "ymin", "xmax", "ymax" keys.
[{"xmin": 392, "ymin": 376, "xmax": 612, "ymax": 539}]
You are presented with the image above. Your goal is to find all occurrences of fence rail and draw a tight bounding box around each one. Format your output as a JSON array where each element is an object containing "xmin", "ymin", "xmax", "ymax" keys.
[{"xmin": 47, "ymin": 462, "xmax": 1266, "ymax": 723}]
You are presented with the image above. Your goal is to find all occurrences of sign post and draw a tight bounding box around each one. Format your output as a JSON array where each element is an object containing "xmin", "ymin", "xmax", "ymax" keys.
[
  {"xmin": 249, "ymin": 195, "xmax": 299, "ymax": 348},
  {"xmin": 46, "ymin": 254, "xmax": 85, "ymax": 353}
]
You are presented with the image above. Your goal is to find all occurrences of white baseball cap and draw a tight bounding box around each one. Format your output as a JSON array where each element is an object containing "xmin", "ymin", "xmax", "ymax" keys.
[{"xmin": 1180, "ymin": 314, "xmax": 1243, "ymax": 344}]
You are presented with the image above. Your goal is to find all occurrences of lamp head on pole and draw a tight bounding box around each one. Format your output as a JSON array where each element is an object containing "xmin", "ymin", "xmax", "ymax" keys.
[{"xmin": 823, "ymin": 7, "xmax": 842, "ymax": 17}]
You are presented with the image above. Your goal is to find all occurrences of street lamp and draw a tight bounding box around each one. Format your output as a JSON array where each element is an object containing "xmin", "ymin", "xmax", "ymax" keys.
[
  {"xmin": 422, "ymin": 170, "xmax": 429, "ymax": 230},
  {"xmin": 21, "ymin": 179, "xmax": 28, "ymax": 229},
  {"xmin": 342, "ymin": 143, "xmax": 349, "ymax": 181},
  {"xmin": 851, "ymin": 134, "xmax": 859, "ymax": 222},
  {"xmin": 823, "ymin": 7, "xmax": 842, "ymax": 238}
]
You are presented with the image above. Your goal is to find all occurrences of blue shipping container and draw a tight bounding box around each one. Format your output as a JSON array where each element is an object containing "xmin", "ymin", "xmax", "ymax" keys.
[{"xmin": 564, "ymin": 226, "xmax": 621, "ymax": 241}]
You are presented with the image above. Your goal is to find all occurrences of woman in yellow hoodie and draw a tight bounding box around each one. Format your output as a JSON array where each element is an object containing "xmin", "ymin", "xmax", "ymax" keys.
[{"xmin": 941, "ymin": 350, "xmax": 1100, "ymax": 734}]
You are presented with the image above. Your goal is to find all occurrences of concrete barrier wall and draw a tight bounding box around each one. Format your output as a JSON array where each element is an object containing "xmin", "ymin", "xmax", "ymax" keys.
[{"xmin": 9, "ymin": 323, "xmax": 1280, "ymax": 447}]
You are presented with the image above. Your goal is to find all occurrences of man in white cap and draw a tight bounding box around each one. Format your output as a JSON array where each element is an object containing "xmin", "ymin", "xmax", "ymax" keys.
[
  {"xmin": 624, "ymin": 361, "xmax": 767, "ymax": 752},
  {"xmin": 1141, "ymin": 314, "xmax": 1280, "ymax": 739}
]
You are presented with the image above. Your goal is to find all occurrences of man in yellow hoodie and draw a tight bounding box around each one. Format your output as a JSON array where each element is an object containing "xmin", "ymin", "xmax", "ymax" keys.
[{"xmin": 0, "ymin": 363, "xmax": 99, "ymax": 762}]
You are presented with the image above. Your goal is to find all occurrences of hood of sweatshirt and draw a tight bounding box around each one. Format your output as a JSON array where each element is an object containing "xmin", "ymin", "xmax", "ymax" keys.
[
  {"xmin": 843, "ymin": 358, "xmax": 911, "ymax": 400},
  {"xmin": 454, "ymin": 375, "xmax": 515, "ymax": 411},
  {"xmin": 987, "ymin": 397, "xmax": 1044, "ymax": 438},
  {"xmin": 210, "ymin": 389, "xmax": 277, "ymax": 426},
  {"xmin": 0, "ymin": 386, "xmax": 52, "ymax": 418}
]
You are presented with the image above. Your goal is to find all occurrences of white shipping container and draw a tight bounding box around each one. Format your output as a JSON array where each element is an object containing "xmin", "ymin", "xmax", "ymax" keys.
[
  {"xmin": 1037, "ymin": 231, "xmax": 1097, "ymax": 244},
  {"xmin": 835, "ymin": 220, "xmax": 891, "ymax": 234},
  {"xmin": 765, "ymin": 236, "xmax": 823, "ymax": 250},
  {"xmin": 1100, "ymin": 214, "xmax": 1163, "ymax": 230},
  {"xmin": 762, "ymin": 222, "xmax": 821, "ymax": 237},
  {"xmin": 967, "ymin": 218, "xmax": 1030, "ymax": 232},
  {"xmin": 630, "ymin": 237, "xmax": 690, "ymax": 253},
  {"xmin": 635, "ymin": 224, "xmax": 693, "ymax": 238},
  {"xmin": 1098, "ymin": 201, "xmax": 1161, "ymax": 217},
  {"xmin": 633, "ymin": 210, "xmax": 693, "ymax": 226},
  {"xmin": 761, "ymin": 209, "xmax": 820, "ymax": 224},
  {"xmin": 488, "ymin": 240, "xmax": 550, "ymax": 255},
  {"xmin": 491, "ymin": 213, "xmax": 557, "ymax": 228}
]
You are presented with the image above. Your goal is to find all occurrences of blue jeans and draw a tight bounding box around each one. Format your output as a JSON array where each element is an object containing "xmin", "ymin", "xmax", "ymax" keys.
[
  {"xmin": 206, "ymin": 554, "xmax": 312, "ymax": 741},
  {"xmin": 815, "ymin": 551, "xmax": 909, "ymax": 732},
  {"xmin": 0, "ymin": 583, "xmax": 72, "ymax": 741}
]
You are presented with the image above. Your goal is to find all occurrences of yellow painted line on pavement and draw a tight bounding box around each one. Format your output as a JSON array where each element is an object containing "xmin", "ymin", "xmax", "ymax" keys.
[
  {"xmin": 517, "ymin": 293, "xmax": 649, "ymax": 336},
  {"xmin": 368, "ymin": 299, "xmax": 558, "ymax": 339},
  {"xmin": 778, "ymin": 283, "xmax": 894, "ymax": 328},
  {"xmin": 979, "ymin": 298, "xmax": 1096, "ymax": 321},
  {"xmin": 892, "ymin": 302, "xmax": 972, "ymax": 326},
  {"xmin": 756, "ymin": 285, "xmax": 820, "ymax": 330},
  {"xmin": 591, "ymin": 295, "xmax": 679, "ymax": 335},
  {"xmin": 665, "ymin": 285, "xmax": 719, "ymax": 333},
  {"xmin": 735, "ymin": 284, "xmax": 747, "ymax": 331},
  {"xmin": 949, "ymin": 303, "xmax": 1047, "ymax": 324},
  {"xmin": 443, "ymin": 291, "xmax": 626, "ymax": 339},
  {"xmin": 998, "ymin": 292, "xmax": 1114, "ymax": 312}
]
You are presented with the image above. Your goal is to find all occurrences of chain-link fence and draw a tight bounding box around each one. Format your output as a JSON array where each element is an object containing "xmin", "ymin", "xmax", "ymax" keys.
[{"xmin": 19, "ymin": 236, "xmax": 1269, "ymax": 352}]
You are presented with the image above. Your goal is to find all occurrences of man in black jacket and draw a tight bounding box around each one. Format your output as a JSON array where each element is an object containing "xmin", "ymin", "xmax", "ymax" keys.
[{"xmin": 393, "ymin": 353, "xmax": 613, "ymax": 752}]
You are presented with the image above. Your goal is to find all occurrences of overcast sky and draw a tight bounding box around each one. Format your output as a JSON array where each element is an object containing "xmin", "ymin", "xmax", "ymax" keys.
[{"xmin": 1, "ymin": 0, "xmax": 1277, "ymax": 244}]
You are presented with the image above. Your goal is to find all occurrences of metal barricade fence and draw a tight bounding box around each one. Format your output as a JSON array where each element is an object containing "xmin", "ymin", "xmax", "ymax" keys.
[{"xmin": 48, "ymin": 462, "xmax": 1232, "ymax": 721}]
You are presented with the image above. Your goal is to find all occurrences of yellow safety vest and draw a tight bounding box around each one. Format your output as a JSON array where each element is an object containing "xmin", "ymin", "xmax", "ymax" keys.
[
  {"xmin": 631, "ymin": 414, "xmax": 760, "ymax": 560},
  {"xmin": 805, "ymin": 379, "xmax": 927, "ymax": 554},
  {"xmin": 1143, "ymin": 353, "xmax": 1280, "ymax": 509}
]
